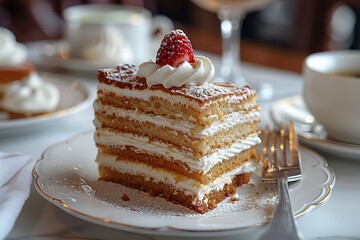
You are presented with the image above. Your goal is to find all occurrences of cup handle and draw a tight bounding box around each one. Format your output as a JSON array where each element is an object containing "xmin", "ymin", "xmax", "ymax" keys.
[{"xmin": 150, "ymin": 15, "xmax": 174, "ymax": 57}]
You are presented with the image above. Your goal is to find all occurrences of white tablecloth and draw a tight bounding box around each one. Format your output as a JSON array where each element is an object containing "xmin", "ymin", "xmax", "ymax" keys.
[{"xmin": 3, "ymin": 56, "xmax": 360, "ymax": 240}]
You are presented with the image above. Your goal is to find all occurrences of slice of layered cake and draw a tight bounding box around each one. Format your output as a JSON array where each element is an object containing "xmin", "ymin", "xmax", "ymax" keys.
[{"xmin": 93, "ymin": 29, "xmax": 263, "ymax": 213}]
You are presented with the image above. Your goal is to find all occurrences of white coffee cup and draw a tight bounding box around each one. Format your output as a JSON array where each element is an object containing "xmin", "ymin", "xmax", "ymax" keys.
[
  {"xmin": 302, "ymin": 50, "xmax": 360, "ymax": 144},
  {"xmin": 63, "ymin": 4, "xmax": 173, "ymax": 64}
]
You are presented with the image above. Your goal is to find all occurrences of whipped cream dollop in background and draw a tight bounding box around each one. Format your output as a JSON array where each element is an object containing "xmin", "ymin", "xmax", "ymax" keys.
[
  {"xmin": 71, "ymin": 26, "xmax": 134, "ymax": 63},
  {"xmin": 137, "ymin": 55, "xmax": 215, "ymax": 88},
  {"xmin": 2, "ymin": 73, "xmax": 60, "ymax": 114},
  {"xmin": 0, "ymin": 27, "xmax": 28, "ymax": 67}
]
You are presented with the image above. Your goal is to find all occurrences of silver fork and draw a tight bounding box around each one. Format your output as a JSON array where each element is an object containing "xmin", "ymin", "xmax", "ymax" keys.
[{"xmin": 259, "ymin": 122, "xmax": 302, "ymax": 240}]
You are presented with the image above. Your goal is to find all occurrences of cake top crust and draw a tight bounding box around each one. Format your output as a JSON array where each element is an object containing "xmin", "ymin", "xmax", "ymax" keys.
[{"xmin": 98, "ymin": 64, "xmax": 256, "ymax": 104}]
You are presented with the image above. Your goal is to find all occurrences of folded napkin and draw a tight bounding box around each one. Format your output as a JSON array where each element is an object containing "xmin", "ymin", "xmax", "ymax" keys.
[{"xmin": 0, "ymin": 152, "xmax": 36, "ymax": 240}]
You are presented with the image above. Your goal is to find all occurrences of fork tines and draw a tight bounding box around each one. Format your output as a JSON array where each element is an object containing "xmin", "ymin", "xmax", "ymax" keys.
[{"xmin": 262, "ymin": 122, "xmax": 302, "ymax": 183}]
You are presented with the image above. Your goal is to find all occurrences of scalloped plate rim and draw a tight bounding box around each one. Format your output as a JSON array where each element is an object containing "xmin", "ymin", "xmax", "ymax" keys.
[{"xmin": 33, "ymin": 131, "xmax": 335, "ymax": 237}]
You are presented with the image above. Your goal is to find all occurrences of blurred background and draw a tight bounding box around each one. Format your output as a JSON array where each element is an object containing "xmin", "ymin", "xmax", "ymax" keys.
[{"xmin": 1, "ymin": 0, "xmax": 359, "ymax": 72}]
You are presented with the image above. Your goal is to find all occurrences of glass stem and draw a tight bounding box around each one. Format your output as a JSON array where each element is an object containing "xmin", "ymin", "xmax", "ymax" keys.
[{"xmin": 218, "ymin": 11, "xmax": 246, "ymax": 85}]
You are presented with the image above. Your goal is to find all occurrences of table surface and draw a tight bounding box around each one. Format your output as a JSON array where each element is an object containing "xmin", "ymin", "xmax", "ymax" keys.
[{"xmin": 2, "ymin": 51, "xmax": 360, "ymax": 240}]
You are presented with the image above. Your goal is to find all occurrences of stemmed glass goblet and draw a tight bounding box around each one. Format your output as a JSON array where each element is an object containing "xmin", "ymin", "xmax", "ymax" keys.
[{"xmin": 191, "ymin": 0, "xmax": 274, "ymax": 101}]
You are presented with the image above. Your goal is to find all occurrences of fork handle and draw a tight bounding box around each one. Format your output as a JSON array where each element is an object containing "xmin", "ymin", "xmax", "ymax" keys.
[{"xmin": 259, "ymin": 178, "xmax": 301, "ymax": 240}]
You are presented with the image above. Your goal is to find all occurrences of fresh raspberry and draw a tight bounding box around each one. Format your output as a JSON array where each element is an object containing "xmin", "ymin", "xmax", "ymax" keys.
[{"xmin": 155, "ymin": 29, "xmax": 195, "ymax": 67}]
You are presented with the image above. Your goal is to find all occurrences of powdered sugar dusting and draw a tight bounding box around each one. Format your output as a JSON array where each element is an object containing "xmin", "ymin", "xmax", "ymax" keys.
[
  {"xmin": 53, "ymin": 174, "xmax": 277, "ymax": 218},
  {"xmin": 170, "ymin": 83, "xmax": 255, "ymax": 102},
  {"xmin": 99, "ymin": 64, "xmax": 139, "ymax": 84},
  {"xmin": 98, "ymin": 65, "xmax": 256, "ymax": 104}
]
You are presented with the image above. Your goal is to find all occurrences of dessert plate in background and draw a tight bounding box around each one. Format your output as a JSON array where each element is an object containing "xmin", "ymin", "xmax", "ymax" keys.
[
  {"xmin": 270, "ymin": 96, "xmax": 360, "ymax": 160},
  {"xmin": 0, "ymin": 73, "xmax": 92, "ymax": 136},
  {"xmin": 27, "ymin": 40, "xmax": 130, "ymax": 73},
  {"xmin": 33, "ymin": 131, "xmax": 335, "ymax": 238}
]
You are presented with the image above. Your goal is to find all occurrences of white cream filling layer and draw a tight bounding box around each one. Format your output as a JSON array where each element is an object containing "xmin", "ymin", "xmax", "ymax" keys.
[
  {"xmin": 94, "ymin": 100, "xmax": 259, "ymax": 138},
  {"xmin": 97, "ymin": 82, "xmax": 253, "ymax": 108},
  {"xmin": 98, "ymin": 82, "xmax": 199, "ymax": 107},
  {"xmin": 97, "ymin": 154, "xmax": 260, "ymax": 202},
  {"xmin": 94, "ymin": 128, "xmax": 261, "ymax": 173}
]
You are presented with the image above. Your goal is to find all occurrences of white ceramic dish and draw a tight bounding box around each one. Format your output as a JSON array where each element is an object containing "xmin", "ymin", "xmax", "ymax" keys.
[
  {"xmin": 270, "ymin": 96, "xmax": 360, "ymax": 160},
  {"xmin": 303, "ymin": 50, "xmax": 360, "ymax": 145},
  {"xmin": 33, "ymin": 131, "xmax": 335, "ymax": 238},
  {"xmin": 27, "ymin": 40, "xmax": 123, "ymax": 73},
  {"xmin": 0, "ymin": 73, "xmax": 92, "ymax": 136}
]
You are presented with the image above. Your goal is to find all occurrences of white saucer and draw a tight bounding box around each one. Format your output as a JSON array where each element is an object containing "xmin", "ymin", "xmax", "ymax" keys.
[
  {"xmin": 27, "ymin": 40, "xmax": 128, "ymax": 72},
  {"xmin": 0, "ymin": 72, "xmax": 92, "ymax": 136},
  {"xmin": 34, "ymin": 131, "xmax": 335, "ymax": 238},
  {"xmin": 270, "ymin": 96, "xmax": 360, "ymax": 160}
]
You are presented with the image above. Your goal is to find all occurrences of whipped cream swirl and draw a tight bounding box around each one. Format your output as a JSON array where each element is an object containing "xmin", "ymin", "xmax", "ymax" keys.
[
  {"xmin": 1, "ymin": 73, "xmax": 60, "ymax": 114},
  {"xmin": 0, "ymin": 27, "xmax": 28, "ymax": 67},
  {"xmin": 81, "ymin": 26, "xmax": 133, "ymax": 63},
  {"xmin": 138, "ymin": 55, "xmax": 215, "ymax": 88}
]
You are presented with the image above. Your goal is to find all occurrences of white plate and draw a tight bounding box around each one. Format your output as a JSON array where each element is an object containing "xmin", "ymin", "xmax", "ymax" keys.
[
  {"xmin": 0, "ymin": 73, "xmax": 92, "ymax": 136},
  {"xmin": 270, "ymin": 96, "xmax": 360, "ymax": 160},
  {"xmin": 33, "ymin": 131, "xmax": 335, "ymax": 238},
  {"xmin": 27, "ymin": 40, "xmax": 124, "ymax": 73}
]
